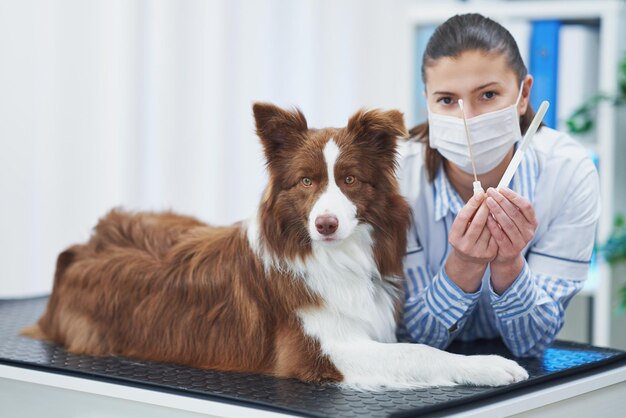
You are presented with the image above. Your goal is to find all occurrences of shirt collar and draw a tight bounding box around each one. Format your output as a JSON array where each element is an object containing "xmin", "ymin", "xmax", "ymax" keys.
[{"xmin": 433, "ymin": 145, "xmax": 539, "ymax": 222}]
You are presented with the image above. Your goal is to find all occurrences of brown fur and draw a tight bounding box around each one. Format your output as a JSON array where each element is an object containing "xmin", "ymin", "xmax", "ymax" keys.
[{"xmin": 24, "ymin": 103, "xmax": 410, "ymax": 384}]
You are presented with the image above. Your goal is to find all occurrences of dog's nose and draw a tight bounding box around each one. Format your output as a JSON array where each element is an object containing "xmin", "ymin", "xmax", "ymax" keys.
[{"xmin": 315, "ymin": 215, "xmax": 338, "ymax": 236}]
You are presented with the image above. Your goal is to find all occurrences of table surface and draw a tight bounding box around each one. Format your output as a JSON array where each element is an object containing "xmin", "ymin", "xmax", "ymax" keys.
[{"xmin": 1, "ymin": 297, "xmax": 625, "ymax": 418}]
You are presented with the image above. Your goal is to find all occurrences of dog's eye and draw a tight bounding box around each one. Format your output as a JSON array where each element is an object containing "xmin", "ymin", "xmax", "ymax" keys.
[
  {"xmin": 345, "ymin": 175, "xmax": 356, "ymax": 185},
  {"xmin": 301, "ymin": 177, "xmax": 313, "ymax": 187}
]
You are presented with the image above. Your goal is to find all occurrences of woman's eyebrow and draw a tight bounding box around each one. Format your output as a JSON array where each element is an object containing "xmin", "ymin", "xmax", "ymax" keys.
[
  {"xmin": 432, "ymin": 90, "xmax": 456, "ymax": 96},
  {"xmin": 433, "ymin": 81, "xmax": 501, "ymax": 96},
  {"xmin": 471, "ymin": 81, "xmax": 501, "ymax": 92}
]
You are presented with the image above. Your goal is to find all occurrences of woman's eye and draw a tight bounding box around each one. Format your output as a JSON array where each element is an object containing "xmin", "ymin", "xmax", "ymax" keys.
[
  {"xmin": 345, "ymin": 175, "xmax": 356, "ymax": 185},
  {"xmin": 437, "ymin": 97, "xmax": 454, "ymax": 105},
  {"xmin": 301, "ymin": 177, "xmax": 313, "ymax": 187},
  {"xmin": 482, "ymin": 91, "xmax": 497, "ymax": 100}
]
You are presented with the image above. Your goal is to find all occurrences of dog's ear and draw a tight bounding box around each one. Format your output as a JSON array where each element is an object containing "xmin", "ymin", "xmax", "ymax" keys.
[
  {"xmin": 346, "ymin": 109, "xmax": 407, "ymax": 151},
  {"xmin": 253, "ymin": 103, "xmax": 308, "ymax": 158}
]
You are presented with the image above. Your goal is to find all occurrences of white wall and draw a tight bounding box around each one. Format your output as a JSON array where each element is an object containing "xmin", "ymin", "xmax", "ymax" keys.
[{"xmin": 0, "ymin": 0, "xmax": 412, "ymax": 297}]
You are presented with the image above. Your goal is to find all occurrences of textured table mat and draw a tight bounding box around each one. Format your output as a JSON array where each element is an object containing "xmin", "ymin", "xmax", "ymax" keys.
[{"xmin": 1, "ymin": 297, "xmax": 624, "ymax": 417}]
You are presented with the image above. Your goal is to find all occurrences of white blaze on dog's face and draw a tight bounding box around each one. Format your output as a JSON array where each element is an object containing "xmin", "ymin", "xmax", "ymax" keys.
[
  {"xmin": 307, "ymin": 139, "xmax": 358, "ymax": 243},
  {"xmin": 252, "ymin": 102, "xmax": 408, "ymax": 261}
]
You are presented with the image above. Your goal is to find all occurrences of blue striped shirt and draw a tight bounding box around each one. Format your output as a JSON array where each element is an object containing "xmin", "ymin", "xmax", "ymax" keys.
[{"xmin": 397, "ymin": 128, "xmax": 600, "ymax": 357}]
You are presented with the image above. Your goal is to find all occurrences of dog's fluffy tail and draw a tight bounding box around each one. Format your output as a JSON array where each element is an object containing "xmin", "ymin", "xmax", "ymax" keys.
[{"xmin": 20, "ymin": 324, "xmax": 48, "ymax": 341}]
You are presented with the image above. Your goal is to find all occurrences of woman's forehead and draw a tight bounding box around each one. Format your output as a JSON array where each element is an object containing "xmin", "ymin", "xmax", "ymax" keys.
[{"xmin": 424, "ymin": 50, "xmax": 517, "ymax": 92}]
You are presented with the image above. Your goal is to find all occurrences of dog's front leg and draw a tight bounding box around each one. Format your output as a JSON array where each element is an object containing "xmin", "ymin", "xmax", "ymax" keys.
[{"xmin": 324, "ymin": 340, "xmax": 529, "ymax": 390}]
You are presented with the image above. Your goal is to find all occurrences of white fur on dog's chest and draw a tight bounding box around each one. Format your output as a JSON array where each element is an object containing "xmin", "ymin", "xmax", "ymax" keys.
[
  {"xmin": 246, "ymin": 216, "xmax": 397, "ymax": 343},
  {"xmin": 295, "ymin": 225, "xmax": 398, "ymax": 344},
  {"xmin": 297, "ymin": 281, "xmax": 397, "ymax": 344}
]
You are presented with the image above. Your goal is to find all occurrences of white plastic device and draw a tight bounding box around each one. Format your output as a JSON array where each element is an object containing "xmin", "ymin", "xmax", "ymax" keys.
[{"xmin": 497, "ymin": 100, "xmax": 550, "ymax": 190}]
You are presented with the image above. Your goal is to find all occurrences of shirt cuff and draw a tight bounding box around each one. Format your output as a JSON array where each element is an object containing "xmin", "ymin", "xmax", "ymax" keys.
[
  {"xmin": 425, "ymin": 267, "xmax": 482, "ymax": 329},
  {"xmin": 490, "ymin": 260, "xmax": 536, "ymax": 320}
]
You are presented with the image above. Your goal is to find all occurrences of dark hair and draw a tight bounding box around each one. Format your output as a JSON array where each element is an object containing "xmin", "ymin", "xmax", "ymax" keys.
[{"xmin": 410, "ymin": 13, "xmax": 539, "ymax": 182}]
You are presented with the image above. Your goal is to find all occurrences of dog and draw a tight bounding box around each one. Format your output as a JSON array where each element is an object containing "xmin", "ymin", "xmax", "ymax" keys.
[{"xmin": 23, "ymin": 103, "xmax": 528, "ymax": 389}]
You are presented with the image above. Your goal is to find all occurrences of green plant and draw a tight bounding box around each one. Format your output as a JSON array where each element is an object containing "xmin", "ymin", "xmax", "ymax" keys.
[
  {"xmin": 600, "ymin": 214, "xmax": 626, "ymax": 311},
  {"xmin": 565, "ymin": 55, "xmax": 626, "ymax": 134},
  {"xmin": 603, "ymin": 214, "xmax": 626, "ymax": 264}
]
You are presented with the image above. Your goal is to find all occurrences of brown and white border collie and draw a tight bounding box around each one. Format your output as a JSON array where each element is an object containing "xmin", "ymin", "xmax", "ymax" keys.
[{"xmin": 23, "ymin": 103, "xmax": 528, "ymax": 389}]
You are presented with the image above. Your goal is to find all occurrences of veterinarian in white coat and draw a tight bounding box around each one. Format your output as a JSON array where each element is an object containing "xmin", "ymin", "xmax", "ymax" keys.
[{"xmin": 398, "ymin": 13, "xmax": 600, "ymax": 357}]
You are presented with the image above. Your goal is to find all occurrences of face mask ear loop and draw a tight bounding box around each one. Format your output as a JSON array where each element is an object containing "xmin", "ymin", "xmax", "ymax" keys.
[
  {"xmin": 457, "ymin": 99, "xmax": 484, "ymax": 195},
  {"xmin": 515, "ymin": 80, "xmax": 524, "ymax": 108}
]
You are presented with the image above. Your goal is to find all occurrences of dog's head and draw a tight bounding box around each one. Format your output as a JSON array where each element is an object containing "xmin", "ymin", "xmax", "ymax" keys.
[{"xmin": 253, "ymin": 103, "xmax": 410, "ymax": 274}]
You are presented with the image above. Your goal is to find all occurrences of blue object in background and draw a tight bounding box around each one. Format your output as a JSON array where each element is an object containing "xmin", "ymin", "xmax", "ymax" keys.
[{"xmin": 529, "ymin": 20, "xmax": 561, "ymax": 128}]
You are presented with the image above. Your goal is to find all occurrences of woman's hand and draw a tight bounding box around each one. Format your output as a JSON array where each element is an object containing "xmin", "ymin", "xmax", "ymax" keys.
[
  {"xmin": 485, "ymin": 187, "xmax": 538, "ymax": 294},
  {"xmin": 445, "ymin": 192, "xmax": 498, "ymax": 293}
]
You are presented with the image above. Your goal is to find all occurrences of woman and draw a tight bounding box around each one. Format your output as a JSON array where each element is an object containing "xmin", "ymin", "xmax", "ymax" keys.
[{"xmin": 398, "ymin": 13, "xmax": 600, "ymax": 357}]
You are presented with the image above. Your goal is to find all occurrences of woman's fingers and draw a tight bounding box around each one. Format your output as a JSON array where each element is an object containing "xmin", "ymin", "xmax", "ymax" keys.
[
  {"xmin": 487, "ymin": 215, "xmax": 511, "ymax": 247},
  {"xmin": 449, "ymin": 192, "xmax": 497, "ymax": 263},
  {"xmin": 487, "ymin": 235, "xmax": 498, "ymax": 256},
  {"xmin": 487, "ymin": 188, "xmax": 527, "ymax": 231},
  {"xmin": 465, "ymin": 201, "xmax": 491, "ymax": 242},
  {"xmin": 476, "ymin": 219, "xmax": 493, "ymax": 251},
  {"xmin": 486, "ymin": 195, "xmax": 524, "ymax": 246},
  {"xmin": 450, "ymin": 192, "xmax": 485, "ymax": 240},
  {"xmin": 498, "ymin": 187, "xmax": 538, "ymax": 227},
  {"xmin": 489, "ymin": 187, "xmax": 537, "ymax": 242}
]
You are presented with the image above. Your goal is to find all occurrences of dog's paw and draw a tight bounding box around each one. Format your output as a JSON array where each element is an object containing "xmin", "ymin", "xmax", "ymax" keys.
[{"xmin": 454, "ymin": 354, "xmax": 529, "ymax": 387}]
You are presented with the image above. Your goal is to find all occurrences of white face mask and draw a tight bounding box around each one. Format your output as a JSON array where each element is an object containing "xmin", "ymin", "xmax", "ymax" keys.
[{"xmin": 428, "ymin": 84, "xmax": 523, "ymax": 175}]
